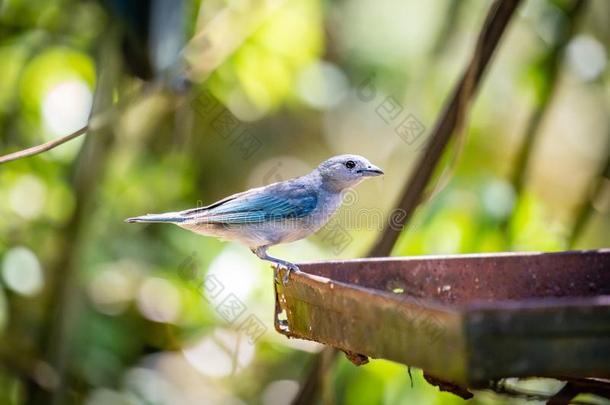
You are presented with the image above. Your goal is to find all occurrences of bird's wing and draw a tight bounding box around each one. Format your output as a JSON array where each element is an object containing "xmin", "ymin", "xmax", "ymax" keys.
[{"xmin": 179, "ymin": 182, "xmax": 318, "ymax": 224}]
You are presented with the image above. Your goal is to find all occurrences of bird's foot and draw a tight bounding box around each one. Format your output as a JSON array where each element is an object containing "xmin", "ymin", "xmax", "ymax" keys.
[
  {"xmin": 281, "ymin": 262, "xmax": 300, "ymax": 286},
  {"xmin": 253, "ymin": 247, "xmax": 300, "ymax": 286},
  {"xmin": 271, "ymin": 262, "xmax": 300, "ymax": 286}
]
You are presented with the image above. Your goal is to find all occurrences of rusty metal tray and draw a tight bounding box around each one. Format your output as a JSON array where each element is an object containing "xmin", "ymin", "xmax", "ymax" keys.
[{"xmin": 274, "ymin": 249, "xmax": 610, "ymax": 387}]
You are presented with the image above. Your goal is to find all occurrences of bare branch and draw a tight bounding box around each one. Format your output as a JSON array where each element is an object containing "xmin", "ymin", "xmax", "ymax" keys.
[{"xmin": 0, "ymin": 125, "xmax": 89, "ymax": 165}]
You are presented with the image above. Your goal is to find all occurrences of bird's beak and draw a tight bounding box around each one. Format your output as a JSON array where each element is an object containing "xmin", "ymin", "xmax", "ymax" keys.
[{"xmin": 358, "ymin": 164, "xmax": 384, "ymax": 176}]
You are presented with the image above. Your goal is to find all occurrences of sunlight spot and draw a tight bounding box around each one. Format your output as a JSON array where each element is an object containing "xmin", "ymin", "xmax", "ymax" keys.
[
  {"xmin": 1, "ymin": 246, "xmax": 44, "ymax": 296},
  {"xmin": 137, "ymin": 277, "xmax": 181, "ymax": 323},
  {"xmin": 297, "ymin": 61, "xmax": 348, "ymax": 109},
  {"xmin": 206, "ymin": 245, "xmax": 257, "ymax": 308},
  {"xmin": 482, "ymin": 179, "xmax": 515, "ymax": 220},
  {"xmin": 262, "ymin": 380, "xmax": 300, "ymax": 405},
  {"xmin": 88, "ymin": 267, "xmax": 136, "ymax": 315},
  {"xmin": 42, "ymin": 80, "xmax": 92, "ymax": 136},
  {"xmin": 9, "ymin": 174, "xmax": 46, "ymax": 219},
  {"xmin": 567, "ymin": 35, "xmax": 607, "ymax": 81},
  {"xmin": 123, "ymin": 367, "xmax": 172, "ymax": 404},
  {"xmin": 183, "ymin": 328, "xmax": 255, "ymax": 378}
]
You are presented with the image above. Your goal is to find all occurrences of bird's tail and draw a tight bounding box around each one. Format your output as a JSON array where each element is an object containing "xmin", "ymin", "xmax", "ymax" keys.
[{"xmin": 125, "ymin": 212, "xmax": 185, "ymax": 224}]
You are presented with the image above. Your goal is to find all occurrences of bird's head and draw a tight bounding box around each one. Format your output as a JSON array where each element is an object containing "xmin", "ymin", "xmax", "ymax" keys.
[{"xmin": 316, "ymin": 154, "xmax": 384, "ymax": 191}]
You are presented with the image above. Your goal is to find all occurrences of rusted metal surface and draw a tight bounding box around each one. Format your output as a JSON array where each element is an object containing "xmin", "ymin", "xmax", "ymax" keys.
[{"xmin": 274, "ymin": 249, "xmax": 610, "ymax": 387}]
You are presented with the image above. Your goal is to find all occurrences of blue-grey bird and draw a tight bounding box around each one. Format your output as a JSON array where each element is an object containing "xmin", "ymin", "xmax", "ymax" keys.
[{"xmin": 126, "ymin": 154, "xmax": 383, "ymax": 283}]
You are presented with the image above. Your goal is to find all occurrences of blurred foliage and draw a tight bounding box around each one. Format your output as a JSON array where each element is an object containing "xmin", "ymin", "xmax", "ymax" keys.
[{"xmin": 0, "ymin": 0, "xmax": 609, "ymax": 404}]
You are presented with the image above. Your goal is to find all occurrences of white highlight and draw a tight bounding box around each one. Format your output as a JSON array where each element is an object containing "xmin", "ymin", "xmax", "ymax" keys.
[
  {"xmin": 567, "ymin": 35, "xmax": 607, "ymax": 81},
  {"xmin": 9, "ymin": 175, "xmax": 46, "ymax": 219},
  {"xmin": 2, "ymin": 246, "xmax": 44, "ymax": 296},
  {"xmin": 137, "ymin": 277, "xmax": 182, "ymax": 323},
  {"xmin": 42, "ymin": 80, "xmax": 92, "ymax": 136},
  {"xmin": 182, "ymin": 328, "xmax": 255, "ymax": 377}
]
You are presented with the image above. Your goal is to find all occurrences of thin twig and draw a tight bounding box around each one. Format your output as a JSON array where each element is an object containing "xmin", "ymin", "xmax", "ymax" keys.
[
  {"xmin": 0, "ymin": 125, "xmax": 89, "ymax": 165},
  {"xmin": 0, "ymin": 72, "xmax": 151, "ymax": 166}
]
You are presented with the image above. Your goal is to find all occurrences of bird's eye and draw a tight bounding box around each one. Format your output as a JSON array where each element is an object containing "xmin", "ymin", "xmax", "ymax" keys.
[{"xmin": 345, "ymin": 160, "xmax": 356, "ymax": 169}]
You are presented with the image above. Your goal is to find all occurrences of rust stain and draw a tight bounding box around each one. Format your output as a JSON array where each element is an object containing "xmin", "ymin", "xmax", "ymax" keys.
[{"xmin": 274, "ymin": 249, "xmax": 610, "ymax": 386}]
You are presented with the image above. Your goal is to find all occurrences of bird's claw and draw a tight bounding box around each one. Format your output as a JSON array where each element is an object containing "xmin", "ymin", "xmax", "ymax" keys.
[
  {"xmin": 282, "ymin": 263, "xmax": 300, "ymax": 286},
  {"xmin": 272, "ymin": 263, "xmax": 300, "ymax": 286}
]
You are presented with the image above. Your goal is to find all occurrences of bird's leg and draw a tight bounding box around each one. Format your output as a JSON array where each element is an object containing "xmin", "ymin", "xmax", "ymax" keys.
[{"xmin": 252, "ymin": 246, "xmax": 300, "ymax": 285}]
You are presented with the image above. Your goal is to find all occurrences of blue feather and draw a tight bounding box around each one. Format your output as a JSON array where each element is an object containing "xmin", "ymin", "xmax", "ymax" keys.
[{"xmin": 180, "ymin": 184, "xmax": 318, "ymax": 224}]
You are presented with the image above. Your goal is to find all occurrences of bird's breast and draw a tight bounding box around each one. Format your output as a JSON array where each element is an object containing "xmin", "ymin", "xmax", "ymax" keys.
[{"xmin": 278, "ymin": 191, "xmax": 343, "ymax": 243}]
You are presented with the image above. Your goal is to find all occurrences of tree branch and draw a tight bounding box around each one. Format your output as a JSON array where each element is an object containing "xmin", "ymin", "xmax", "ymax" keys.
[{"xmin": 0, "ymin": 125, "xmax": 89, "ymax": 165}]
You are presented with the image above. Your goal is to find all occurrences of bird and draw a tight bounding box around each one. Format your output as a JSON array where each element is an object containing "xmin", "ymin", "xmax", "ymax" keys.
[{"xmin": 126, "ymin": 154, "xmax": 384, "ymax": 284}]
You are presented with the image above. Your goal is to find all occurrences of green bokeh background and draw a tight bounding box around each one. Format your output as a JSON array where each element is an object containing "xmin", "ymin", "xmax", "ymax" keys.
[{"xmin": 0, "ymin": 0, "xmax": 609, "ymax": 404}]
